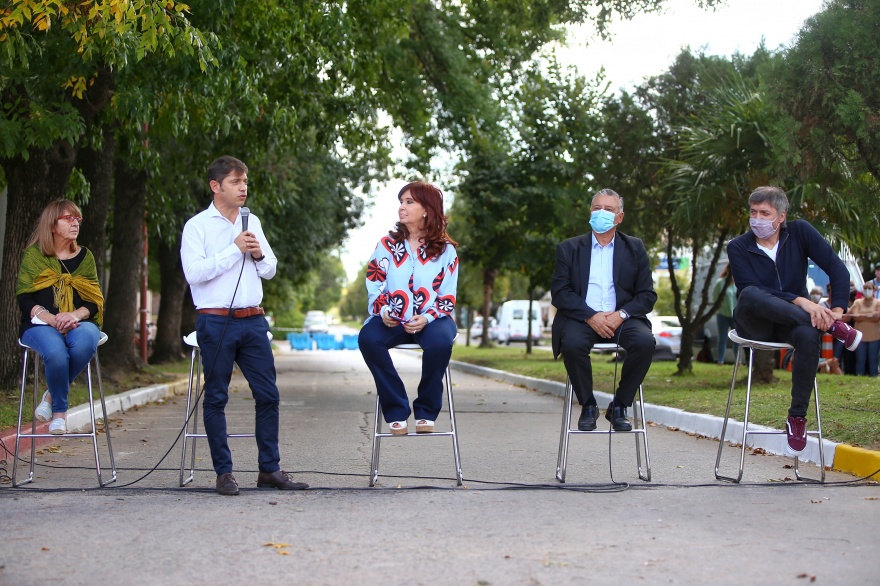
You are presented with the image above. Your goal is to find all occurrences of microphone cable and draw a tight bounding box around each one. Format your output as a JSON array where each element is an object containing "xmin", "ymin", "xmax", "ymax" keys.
[{"xmin": 103, "ymin": 249, "xmax": 251, "ymax": 488}]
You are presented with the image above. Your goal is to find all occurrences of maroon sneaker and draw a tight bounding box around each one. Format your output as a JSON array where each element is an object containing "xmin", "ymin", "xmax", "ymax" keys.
[
  {"xmin": 828, "ymin": 320, "xmax": 862, "ymax": 351},
  {"xmin": 785, "ymin": 416, "xmax": 808, "ymax": 456}
]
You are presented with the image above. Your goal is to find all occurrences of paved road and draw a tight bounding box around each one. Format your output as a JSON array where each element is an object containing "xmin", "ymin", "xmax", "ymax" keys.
[{"xmin": 1, "ymin": 346, "xmax": 878, "ymax": 585}]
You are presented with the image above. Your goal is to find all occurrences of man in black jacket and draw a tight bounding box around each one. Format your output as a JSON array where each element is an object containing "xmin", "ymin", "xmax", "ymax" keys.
[
  {"xmin": 551, "ymin": 188, "xmax": 657, "ymax": 432},
  {"xmin": 727, "ymin": 186, "xmax": 860, "ymax": 456}
]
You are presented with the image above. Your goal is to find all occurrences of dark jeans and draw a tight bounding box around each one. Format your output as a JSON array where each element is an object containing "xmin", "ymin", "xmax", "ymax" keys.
[
  {"xmin": 733, "ymin": 286, "xmax": 821, "ymax": 418},
  {"xmin": 196, "ymin": 314, "xmax": 280, "ymax": 476},
  {"xmin": 358, "ymin": 316, "xmax": 456, "ymax": 423},
  {"xmin": 557, "ymin": 317, "xmax": 655, "ymax": 408}
]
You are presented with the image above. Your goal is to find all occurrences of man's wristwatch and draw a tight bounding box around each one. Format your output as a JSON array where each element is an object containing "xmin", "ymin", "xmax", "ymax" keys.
[
  {"xmin": 252, "ymin": 253, "xmax": 265, "ymax": 262},
  {"xmin": 618, "ymin": 310, "xmax": 629, "ymax": 320}
]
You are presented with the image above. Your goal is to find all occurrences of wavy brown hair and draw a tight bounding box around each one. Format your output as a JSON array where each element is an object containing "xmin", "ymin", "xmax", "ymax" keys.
[
  {"xmin": 27, "ymin": 199, "xmax": 83, "ymax": 256},
  {"xmin": 389, "ymin": 181, "xmax": 457, "ymax": 259}
]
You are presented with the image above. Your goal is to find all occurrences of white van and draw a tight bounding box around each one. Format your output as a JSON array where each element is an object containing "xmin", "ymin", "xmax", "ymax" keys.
[{"xmin": 495, "ymin": 300, "xmax": 541, "ymax": 345}]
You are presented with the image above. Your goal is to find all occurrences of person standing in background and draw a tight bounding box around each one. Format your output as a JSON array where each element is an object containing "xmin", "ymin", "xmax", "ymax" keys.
[
  {"xmin": 849, "ymin": 282, "xmax": 880, "ymax": 376},
  {"xmin": 711, "ymin": 265, "xmax": 738, "ymax": 365}
]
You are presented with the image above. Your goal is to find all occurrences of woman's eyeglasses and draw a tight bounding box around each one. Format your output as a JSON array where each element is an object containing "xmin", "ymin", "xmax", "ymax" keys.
[{"xmin": 58, "ymin": 215, "xmax": 83, "ymax": 224}]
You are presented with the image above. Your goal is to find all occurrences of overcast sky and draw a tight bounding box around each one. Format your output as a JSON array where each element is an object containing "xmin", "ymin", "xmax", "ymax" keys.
[{"xmin": 338, "ymin": 0, "xmax": 827, "ymax": 282}]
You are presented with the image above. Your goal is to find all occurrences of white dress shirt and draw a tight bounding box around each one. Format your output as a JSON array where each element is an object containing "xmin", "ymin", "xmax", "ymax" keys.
[
  {"xmin": 585, "ymin": 233, "xmax": 616, "ymax": 312},
  {"xmin": 180, "ymin": 203, "xmax": 277, "ymax": 309}
]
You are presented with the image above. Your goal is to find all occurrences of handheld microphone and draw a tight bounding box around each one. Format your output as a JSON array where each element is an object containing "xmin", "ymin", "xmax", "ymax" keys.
[{"xmin": 240, "ymin": 207, "xmax": 250, "ymax": 232}]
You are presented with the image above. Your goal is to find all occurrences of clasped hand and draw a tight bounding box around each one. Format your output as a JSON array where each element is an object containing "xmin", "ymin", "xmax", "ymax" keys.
[
  {"xmin": 382, "ymin": 311, "xmax": 426, "ymax": 334},
  {"xmin": 54, "ymin": 311, "xmax": 80, "ymax": 334},
  {"xmin": 587, "ymin": 311, "xmax": 623, "ymax": 338}
]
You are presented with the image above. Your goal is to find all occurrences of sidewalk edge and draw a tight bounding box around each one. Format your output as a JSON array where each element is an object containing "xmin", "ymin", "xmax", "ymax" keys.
[{"xmin": 1, "ymin": 378, "xmax": 189, "ymax": 455}]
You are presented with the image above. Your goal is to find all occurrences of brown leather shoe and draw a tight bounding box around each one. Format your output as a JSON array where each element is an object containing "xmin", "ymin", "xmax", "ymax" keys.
[
  {"xmin": 257, "ymin": 470, "xmax": 309, "ymax": 490},
  {"xmin": 216, "ymin": 472, "xmax": 240, "ymax": 496}
]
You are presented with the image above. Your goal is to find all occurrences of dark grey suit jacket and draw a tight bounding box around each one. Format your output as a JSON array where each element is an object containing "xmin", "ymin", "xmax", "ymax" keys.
[{"xmin": 550, "ymin": 230, "xmax": 657, "ymax": 358}]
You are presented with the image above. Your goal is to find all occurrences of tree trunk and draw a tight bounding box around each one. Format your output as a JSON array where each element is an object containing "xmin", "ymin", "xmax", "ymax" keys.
[
  {"xmin": 101, "ymin": 159, "xmax": 147, "ymax": 375},
  {"xmin": 525, "ymin": 293, "xmax": 534, "ymax": 355},
  {"xmin": 479, "ymin": 267, "xmax": 497, "ymax": 348},
  {"xmin": 181, "ymin": 287, "xmax": 197, "ymax": 341},
  {"xmin": 150, "ymin": 236, "xmax": 188, "ymax": 363},
  {"xmin": 675, "ymin": 324, "xmax": 697, "ymax": 375},
  {"xmin": 78, "ymin": 123, "xmax": 117, "ymax": 284},
  {"xmin": 0, "ymin": 144, "xmax": 79, "ymax": 387},
  {"xmin": 753, "ymin": 350, "xmax": 777, "ymax": 384}
]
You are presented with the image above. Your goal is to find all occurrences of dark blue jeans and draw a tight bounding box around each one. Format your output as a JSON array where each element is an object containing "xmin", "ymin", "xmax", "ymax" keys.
[
  {"xmin": 733, "ymin": 286, "xmax": 821, "ymax": 418},
  {"xmin": 358, "ymin": 316, "xmax": 456, "ymax": 423},
  {"xmin": 196, "ymin": 314, "xmax": 280, "ymax": 475},
  {"xmin": 21, "ymin": 322, "xmax": 100, "ymax": 413},
  {"xmin": 854, "ymin": 339, "xmax": 879, "ymax": 376}
]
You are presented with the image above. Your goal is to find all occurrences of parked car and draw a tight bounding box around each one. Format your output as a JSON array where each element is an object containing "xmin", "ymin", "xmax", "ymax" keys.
[
  {"xmin": 303, "ymin": 310, "xmax": 330, "ymax": 333},
  {"xmin": 469, "ymin": 316, "xmax": 497, "ymax": 340},
  {"xmin": 495, "ymin": 300, "xmax": 541, "ymax": 345},
  {"xmin": 648, "ymin": 313, "xmax": 682, "ymax": 356}
]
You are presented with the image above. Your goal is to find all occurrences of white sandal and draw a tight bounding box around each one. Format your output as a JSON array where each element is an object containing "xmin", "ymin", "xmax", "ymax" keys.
[
  {"xmin": 34, "ymin": 390, "xmax": 52, "ymax": 423},
  {"xmin": 416, "ymin": 419, "xmax": 435, "ymax": 433},
  {"xmin": 389, "ymin": 421, "xmax": 408, "ymax": 435}
]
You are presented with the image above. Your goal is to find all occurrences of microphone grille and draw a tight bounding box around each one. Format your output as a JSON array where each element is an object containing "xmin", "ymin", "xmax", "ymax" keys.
[{"xmin": 240, "ymin": 207, "xmax": 250, "ymax": 216}]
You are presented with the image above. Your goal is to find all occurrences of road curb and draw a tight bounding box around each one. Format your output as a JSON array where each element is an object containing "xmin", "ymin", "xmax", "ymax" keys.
[
  {"xmin": 448, "ymin": 359, "xmax": 878, "ymax": 472},
  {"xmin": 1, "ymin": 378, "xmax": 190, "ymax": 455},
  {"xmin": 832, "ymin": 444, "xmax": 880, "ymax": 480}
]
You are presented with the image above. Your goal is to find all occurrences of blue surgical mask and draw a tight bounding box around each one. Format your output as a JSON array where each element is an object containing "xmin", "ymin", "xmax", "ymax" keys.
[{"xmin": 590, "ymin": 209, "xmax": 618, "ymax": 234}]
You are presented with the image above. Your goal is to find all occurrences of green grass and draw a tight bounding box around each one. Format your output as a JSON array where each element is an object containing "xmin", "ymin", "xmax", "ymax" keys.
[
  {"xmin": 0, "ymin": 359, "xmax": 191, "ymax": 431},
  {"xmin": 452, "ymin": 345, "xmax": 880, "ymax": 451}
]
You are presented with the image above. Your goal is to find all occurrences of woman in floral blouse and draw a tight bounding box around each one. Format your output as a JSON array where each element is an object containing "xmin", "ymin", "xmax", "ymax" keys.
[{"xmin": 358, "ymin": 181, "xmax": 459, "ymax": 435}]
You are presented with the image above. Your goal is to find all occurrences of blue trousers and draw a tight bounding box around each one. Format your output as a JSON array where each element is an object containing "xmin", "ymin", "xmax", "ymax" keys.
[
  {"xmin": 21, "ymin": 322, "xmax": 100, "ymax": 413},
  {"xmin": 854, "ymin": 338, "xmax": 879, "ymax": 376},
  {"xmin": 196, "ymin": 314, "xmax": 280, "ymax": 475},
  {"xmin": 733, "ymin": 286, "xmax": 821, "ymax": 418},
  {"xmin": 358, "ymin": 316, "xmax": 456, "ymax": 423}
]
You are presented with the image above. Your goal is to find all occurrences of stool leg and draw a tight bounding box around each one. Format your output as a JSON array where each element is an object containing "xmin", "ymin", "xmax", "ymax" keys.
[
  {"xmin": 88, "ymin": 350, "xmax": 116, "ymax": 487},
  {"xmin": 795, "ymin": 378, "xmax": 825, "ymax": 483},
  {"xmin": 716, "ymin": 345, "xmax": 747, "ymax": 482},
  {"xmin": 369, "ymin": 395, "xmax": 382, "ymax": 487},
  {"xmin": 179, "ymin": 347, "xmax": 199, "ymax": 487},
  {"xmin": 445, "ymin": 366, "xmax": 463, "ymax": 486},
  {"xmin": 633, "ymin": 384, "xmax": 651, "ymax": 481},
  {"xmin": 555, "ymin": 377, "xmax": 574, "ymax": 483},
  {"xmin": 13, "ymin": 349, "xmax": 36, "ymax": 487}
]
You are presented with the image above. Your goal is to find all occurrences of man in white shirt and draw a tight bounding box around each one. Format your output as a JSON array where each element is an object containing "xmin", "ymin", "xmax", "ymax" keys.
[{"xmin": 181, "ymin": 155, "xmax": 307, "ymax": 495}]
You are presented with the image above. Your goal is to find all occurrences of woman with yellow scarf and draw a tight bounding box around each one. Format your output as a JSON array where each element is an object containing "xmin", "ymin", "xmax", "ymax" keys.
[{"xmin": 16, "ymin": 200, "xmax": 105, "ymax": 435}]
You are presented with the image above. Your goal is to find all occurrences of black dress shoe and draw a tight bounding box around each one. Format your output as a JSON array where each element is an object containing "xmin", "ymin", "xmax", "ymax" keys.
[
  {"xmin": 578, "ymin": 404, "xmax": 599, "ymax": 431},
  {"xmin": 257, "ymin": 470, "xmax": 309, "ymax": 490},
  {"xmin": 605, "ymin": 403, "xmax": 632, "ymax": 431},
  {"xmin": 216, "ymin": 472, "xmax": 240, "ymax": 496}
]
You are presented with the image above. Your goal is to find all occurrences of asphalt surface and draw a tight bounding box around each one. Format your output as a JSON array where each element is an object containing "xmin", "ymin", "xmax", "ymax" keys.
[{"xmin": 1, "ymin": 344, "xmax": 878, "ymax": 585}]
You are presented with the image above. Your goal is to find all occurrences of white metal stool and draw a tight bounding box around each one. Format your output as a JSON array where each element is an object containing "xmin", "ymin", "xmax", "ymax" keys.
[
  {"xmin": 715, "ymin": 330, "xmax": 825, "ymax": 483},
  {"xmin": 13, "ymin": 332, "xmax": 116, "ymax": 487},
  {"xmin": 556, "ymin": 343, "xmax": 651, "ymax": 482},
  {"xmin": 178, "ymin": 331, "xmax": 267, "ymax": 486},
  {"xmin": 369, "ymin": 341, "xmax": 462, "ymax": 486}
]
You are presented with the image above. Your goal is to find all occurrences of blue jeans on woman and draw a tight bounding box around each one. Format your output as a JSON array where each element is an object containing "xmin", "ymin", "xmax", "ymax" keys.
[
  {"xmin": 854, "ymin": 339, "xmax": 879, "ymax": 376},
  {"xmin": 21, "ymin": 322, "xmax": 101, "ymax": 413},
  {"xmin": 358, "ymin": 316, "xmax": 457, "ymax": 423}
]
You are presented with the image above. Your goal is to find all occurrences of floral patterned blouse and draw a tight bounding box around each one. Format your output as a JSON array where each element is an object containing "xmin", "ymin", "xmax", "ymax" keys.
[{"xmin": 364, "ymin": 235, "xmax": 458, "ymax": 325}]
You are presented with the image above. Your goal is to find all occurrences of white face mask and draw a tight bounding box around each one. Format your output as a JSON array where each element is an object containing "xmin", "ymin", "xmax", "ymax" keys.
[{"xmin": 749, "ymin": 215, "xmax": 780, "ymax": 239}]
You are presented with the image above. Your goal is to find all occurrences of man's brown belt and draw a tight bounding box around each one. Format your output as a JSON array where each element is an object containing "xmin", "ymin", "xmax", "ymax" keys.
[{"xmin": 198, "ymin": 307, "xmax": 265, "ymax": 319}]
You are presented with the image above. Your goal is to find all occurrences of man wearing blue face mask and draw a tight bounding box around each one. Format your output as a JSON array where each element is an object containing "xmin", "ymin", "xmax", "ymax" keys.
[
  {"xmin": 727, "ymin": 186, "xmax": 860, "ymax": 456},
  {"xmin": 551, "ymin": 188, "xmax": 657, "ymax": 432}
]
